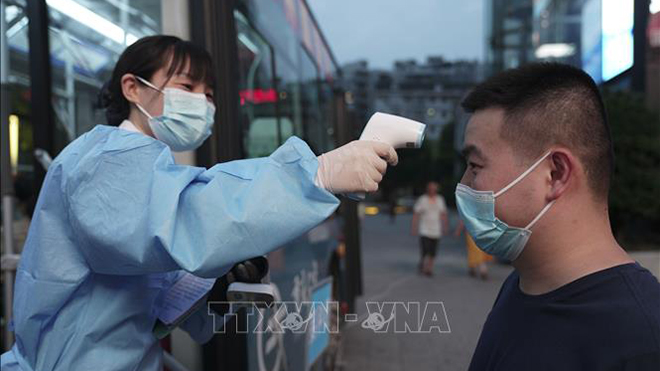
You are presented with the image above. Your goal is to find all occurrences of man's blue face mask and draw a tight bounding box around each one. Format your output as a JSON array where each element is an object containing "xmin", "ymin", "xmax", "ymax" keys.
[
  {"xmin": 455, "ymin": 151, "xmax": 555, "ymax": 261},
  {"xmin": 134, "ymin": 75, "xmax": 215, "ymax": 152}
]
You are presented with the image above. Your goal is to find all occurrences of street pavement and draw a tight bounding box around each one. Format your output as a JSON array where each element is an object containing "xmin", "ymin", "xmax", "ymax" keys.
[{"xmin": 336, "ymin": 209, "xmax": 660, "ymax": 371}]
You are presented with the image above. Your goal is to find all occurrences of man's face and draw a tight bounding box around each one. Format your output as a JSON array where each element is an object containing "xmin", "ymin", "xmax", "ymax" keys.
[
  {"xmin": 427, "ymin": 182, "xmax": 438, "ymax": 195},
  {"xmin": 460, "ymin": 108, "xmax": 548, "ymax": 228}
]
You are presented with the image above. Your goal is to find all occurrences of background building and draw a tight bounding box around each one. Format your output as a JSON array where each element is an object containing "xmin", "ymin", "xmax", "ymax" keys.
[
  {"xmin": 463, "ymin": 0, "xmax": 657, "ymax": 151},
  {"xmin": 483, "ymin": 0, "xmax": 650, "ymax": 86},
  {"xmin": 341, "ymin": 57, "xmax": 481, "ymax": 141},
  {"xmin": 484, "ymin": 0, "xmax": 534, "ymax": 75}
]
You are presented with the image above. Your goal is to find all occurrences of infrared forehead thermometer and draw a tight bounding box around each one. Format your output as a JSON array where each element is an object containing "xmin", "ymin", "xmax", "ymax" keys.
[
  {"xmin": 359, "ymin": 112, "xmax": 426, "ymax": 148},
  {"xmin": 348, "ymin": 112, "xmax": 426, "ymax": 200}
]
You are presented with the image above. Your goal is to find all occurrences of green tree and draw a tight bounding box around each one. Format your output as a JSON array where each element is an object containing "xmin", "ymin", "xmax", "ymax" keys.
[
  {"xmin": 436, "ymin": 122, "xmax": 461, "ymax": 207},
  {"xmin": 604, "ymin": 90, "xmax": 660, "ymax": 248}
]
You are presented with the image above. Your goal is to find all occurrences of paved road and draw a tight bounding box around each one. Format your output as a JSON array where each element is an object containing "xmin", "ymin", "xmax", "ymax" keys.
[
  {"xmin": 336, "ymin": 210, "xmax": 660, "ymax": 371},
  {"xmin": 337, "ymin": 211, "xmax": 513, "ymax": 371}
]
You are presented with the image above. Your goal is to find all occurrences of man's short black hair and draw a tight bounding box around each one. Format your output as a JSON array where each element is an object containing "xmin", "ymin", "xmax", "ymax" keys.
[{"xmin": 461, "ymin": 62, "xmax": 614, "ymax": 200}]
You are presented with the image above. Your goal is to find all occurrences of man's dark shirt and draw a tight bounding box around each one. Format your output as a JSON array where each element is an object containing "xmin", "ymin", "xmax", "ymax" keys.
[{"xmin": 469, "ymin": 263, "xmax": 660, "ymax": 370}]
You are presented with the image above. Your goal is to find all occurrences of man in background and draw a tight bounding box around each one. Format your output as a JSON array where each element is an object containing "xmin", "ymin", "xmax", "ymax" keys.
[{"xmin": 411, "ymin": 181, "xmax": 449, "ymax": 276}]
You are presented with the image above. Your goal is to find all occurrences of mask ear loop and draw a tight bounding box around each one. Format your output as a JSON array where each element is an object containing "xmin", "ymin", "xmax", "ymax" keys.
[
  {"xmin": 135, "ymin": 103, "xmax": 153, "ymax": 120},
  {"xmin": 494, "ymin": 151, "xmax": 553, "ymax": 198},
  {"xmin": 134, "ymin": 75, "xmax": 164, "ymax": 93},
  {"xmin": 133, "ymin": 75, "xmax": 164, "ymax": 120},
  {"xmin": 525, "ymin": 200, "xmax": 555, "ymax": 230}
]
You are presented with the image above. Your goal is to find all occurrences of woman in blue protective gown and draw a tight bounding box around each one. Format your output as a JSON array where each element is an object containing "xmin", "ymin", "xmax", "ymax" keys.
[{"xmin": 1, "ymin": 35, "xmax": 397, "ymax": 371}]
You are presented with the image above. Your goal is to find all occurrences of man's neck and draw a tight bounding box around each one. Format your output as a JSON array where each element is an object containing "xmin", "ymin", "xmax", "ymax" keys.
[{"xmin": 512, "ymin": 212, "xmax": 633, "ymax": 295}]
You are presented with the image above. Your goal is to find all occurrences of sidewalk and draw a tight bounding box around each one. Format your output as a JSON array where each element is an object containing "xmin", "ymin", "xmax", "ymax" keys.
[{"xmin": 336, "ymin": 210, "xmax": 660, "ymax": 371}]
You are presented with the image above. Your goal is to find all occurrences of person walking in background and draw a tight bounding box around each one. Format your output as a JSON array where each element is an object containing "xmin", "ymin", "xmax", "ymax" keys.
[
  {"xmin": 387, "ymin": 189, "xmax": 399, "ymax": 224},
  {"xmin": 455, "ymin": 220, "xmax": 493, "ymax": 280},
  {"xmin": 411, "ymin": 181, "xmax": 449, "ymax": 276}
]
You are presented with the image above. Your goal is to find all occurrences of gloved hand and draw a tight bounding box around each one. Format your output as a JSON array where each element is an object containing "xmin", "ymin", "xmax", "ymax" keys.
[
  {"xmin": 223, "ymin": 257, "xmax": 268, "ymax": 284},
  {"xmin": 315, "ymin": 140, "xmax": 398, "ymax": 194},
  {"xmin": 208, "ymin": 257, "xmax": 269, "ymax": 303}
]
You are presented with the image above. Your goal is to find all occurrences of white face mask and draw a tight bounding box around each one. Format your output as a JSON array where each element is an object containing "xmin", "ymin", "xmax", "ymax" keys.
[
  {"xmin": 455, "ymin": 151, "xmax": 555, "ymax": 261},
  {"xmin": 134, "ymin": 76, "xmax": 215, "ymax": 151}
]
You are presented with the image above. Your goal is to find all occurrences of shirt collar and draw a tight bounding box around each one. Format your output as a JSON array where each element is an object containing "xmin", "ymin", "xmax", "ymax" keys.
[{"xmin": 118, "ymin": 120, "xmax": 141, "ymax": 133}]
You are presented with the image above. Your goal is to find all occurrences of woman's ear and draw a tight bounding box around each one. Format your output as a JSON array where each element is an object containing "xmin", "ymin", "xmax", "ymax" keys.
[
  {"xmin": 548, "ymin": 150, "xmax": 574, "ymax": 202},
  {"xmin": 120, "ymin": 74, "xmax": 140, "ymax": 105}
]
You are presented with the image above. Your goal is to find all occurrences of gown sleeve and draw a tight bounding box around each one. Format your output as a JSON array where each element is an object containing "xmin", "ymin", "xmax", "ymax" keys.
[{"xmin": 68, "ymin": 136, "xmax": 339, "ymax": 277}]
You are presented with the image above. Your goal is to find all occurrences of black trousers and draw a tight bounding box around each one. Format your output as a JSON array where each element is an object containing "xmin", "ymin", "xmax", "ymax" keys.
[{"xmin": 420, "ymin": 236, "xmax": 439, "ymax": 258}]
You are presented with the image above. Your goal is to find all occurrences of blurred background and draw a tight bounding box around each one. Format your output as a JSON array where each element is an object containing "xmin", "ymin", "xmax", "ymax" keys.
[
  {"xmin": 0, "ymin": 0, "xmax": 658, "ymax": 370},
  {"xmin": 317, "ymin": 0, "xmax": 659, "ymax": 250}
]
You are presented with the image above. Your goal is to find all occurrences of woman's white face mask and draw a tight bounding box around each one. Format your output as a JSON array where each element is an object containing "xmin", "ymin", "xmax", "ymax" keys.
[{"xmin": 134, "ymin": 75, "xmax": 215, "ymax": 152}]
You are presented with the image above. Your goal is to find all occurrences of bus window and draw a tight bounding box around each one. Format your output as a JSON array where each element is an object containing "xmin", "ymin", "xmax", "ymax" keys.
[
  {"xmin": 0, "ymin": 0, "xmax": 162, "ymax": 228},
  {"xmin": 46, "ymin": 0, "xmax": 162, "ymax": 152},
  {"xmin": 300, "ymin": 48, "xmax": 335, "ymax": 154},
  {"xmin": 318, "ymin": 81, "xmax": 337, "ymax": 150},
  {"xmin": 275, "ymin": 52, "xmax": 303, "ymax": 141},
  {"xmin": 235, "ymin": 10, "xmax": 280, "ymax": 158},
  {"xmin": 2, "ymin": 0, "xmax": 35, "ymax": 221}
]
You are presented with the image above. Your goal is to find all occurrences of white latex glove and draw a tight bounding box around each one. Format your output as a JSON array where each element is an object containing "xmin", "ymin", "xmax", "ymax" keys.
[{"xmin": 314, "ymin": 140, "xmax": 398, "ymax": 194}]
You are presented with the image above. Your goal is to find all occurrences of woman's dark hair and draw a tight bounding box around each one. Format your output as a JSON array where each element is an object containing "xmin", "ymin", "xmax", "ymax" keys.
[{"xmin": 99, "ymin": 35, "xmax": 215, "ymax": 126}]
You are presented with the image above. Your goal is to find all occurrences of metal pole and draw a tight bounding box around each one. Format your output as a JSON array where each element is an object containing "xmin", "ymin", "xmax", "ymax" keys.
[
  {"xmin": 1, "ymin": 1, "xmax": 17, "ymax": 350},
  {"xmin": 59, "ymin": 30, "xmax": 75, "ymax": 141},
  {"xmin": 27, "ymin": 0, "xmax": 55, "ymax": 199},
  {"xmin": 208, "ymin": 0, "xmax": 243, "ymax": 163},
  {"xmin": 334, "ymin": 89, "xmax": 363, "ymax": 309},
  {"xmin": 1, "ymin": 199, "xmax": 15, "ymax": 350},
  {"xmin": 192, "ymin": 3, "xmax": 249, "ymax": 369},
  {"xmin": 0, "ymin": 2, "xmax": 7, "ymax": 81}
]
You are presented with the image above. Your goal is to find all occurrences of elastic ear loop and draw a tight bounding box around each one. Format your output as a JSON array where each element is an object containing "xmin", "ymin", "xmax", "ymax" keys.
[
  {"xmin": 135, "ymin": 75, "xmax": 164, "ymax": 93},
  {"xmin": 133, "ymin": 75, "xmax": 163, "ymax": 120},
  {"xmin": 492, "ymin": 150, "xmax": 555, "ymax": 230},
  {"xmin": 525, "ymin": 200, "xmax": 555, "ymax": 230},
  {"xmin": 135, "ymin": 103, "xmax": 153, "ymax": 120},
  {"xmin": 494, "ymin": 150, "xmax": 553, "ymax": 198}
]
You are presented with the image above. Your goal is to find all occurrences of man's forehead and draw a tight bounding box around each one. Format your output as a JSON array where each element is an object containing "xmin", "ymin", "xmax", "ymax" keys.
[{"xmin": 462, "ymin": 108, "xmax": 505, "ymax": 157}]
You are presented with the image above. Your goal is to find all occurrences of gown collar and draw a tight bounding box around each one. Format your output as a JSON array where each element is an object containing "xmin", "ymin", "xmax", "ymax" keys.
[{"xmin": 118, "ymin": 120, "xmax": 141, "ymax": 133}]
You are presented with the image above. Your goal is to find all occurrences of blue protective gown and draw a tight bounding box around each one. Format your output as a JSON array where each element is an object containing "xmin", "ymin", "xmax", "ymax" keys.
[{"xmin": 0, "ymin": 124, "xmax": 339, "ymax": 370}]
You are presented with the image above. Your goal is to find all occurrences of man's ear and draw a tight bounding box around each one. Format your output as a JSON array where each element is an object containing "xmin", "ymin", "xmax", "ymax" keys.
[
  {"xmin": 548, "ymin": 149, "xmax": 574, "ymax": 201},
  {"xmin": 120, "ymin": 74, "xmax": 140, "ymax": 105}
]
